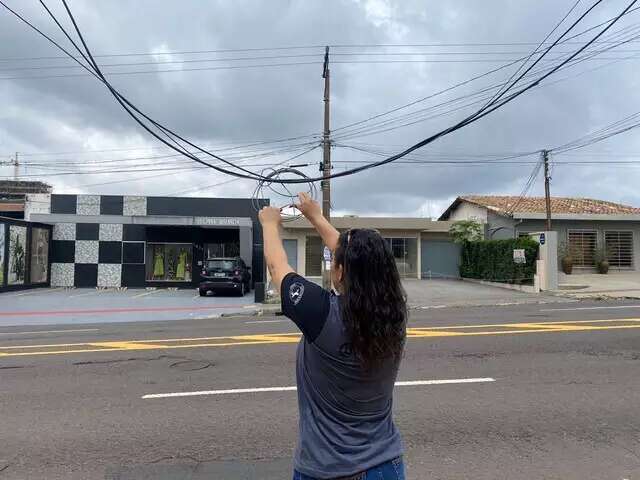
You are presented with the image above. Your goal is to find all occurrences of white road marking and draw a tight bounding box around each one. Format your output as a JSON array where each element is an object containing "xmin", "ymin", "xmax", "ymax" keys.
[
  {"xmin": 132, "ymin": 289, "xmax": 162, "ymax": 298},
  {"xmin": 3, "ymin": 287, "xmax": 64, "ymax": 297},
  {"xmin": 0, "ymin": 328, "xmax": 99, "ymax": 336},
  {"xmin": 244, "ymin": 320, "xmax": 288, "ymax": 324},
  {"xmin": 395, "ymin": 378, "xmax": 495, "ymax": 386},
  {"xmin": 142, "ymin": 377, "xmax": 496, "ymax": 399},
  {"xmin": 541, "ymin": 305, "xmax": 640, "ymax": 312},
  {"xmin": 68, "ymin": 290, "xmax": 99, "ymax": 298}
]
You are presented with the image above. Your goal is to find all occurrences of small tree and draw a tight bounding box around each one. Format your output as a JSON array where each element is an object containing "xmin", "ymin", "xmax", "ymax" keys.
[{"xmin": 449, "ymin": 219, "xmax": 483, "ymax": 244}]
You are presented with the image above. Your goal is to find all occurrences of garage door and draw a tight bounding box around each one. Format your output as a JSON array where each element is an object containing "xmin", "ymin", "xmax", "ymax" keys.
[{"xmin": 421, "ymin": 240, "xmax": 461, "ymax": 279}]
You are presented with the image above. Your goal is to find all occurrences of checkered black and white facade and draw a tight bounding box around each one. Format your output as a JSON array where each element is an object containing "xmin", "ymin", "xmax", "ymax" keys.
[
  {"xmin": 25, "ymin": 194, "xmax": 265, "ymax": 289},
  {"xmin": 27, "ymin": 194, "xmax": 147, "ymax": 288}
]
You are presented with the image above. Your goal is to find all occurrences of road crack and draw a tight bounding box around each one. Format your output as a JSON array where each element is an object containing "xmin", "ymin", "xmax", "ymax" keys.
[
  {"xmin": 147, "ymin": 454, "xmax": 201, "ymax": 465},
  {"xmin": 73, "ymin": 354, "xmax": 187, "ymax": 366}
]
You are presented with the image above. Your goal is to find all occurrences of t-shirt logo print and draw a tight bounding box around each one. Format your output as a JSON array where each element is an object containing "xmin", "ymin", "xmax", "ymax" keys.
[{"xmin": 289, "ymin": 282, "xmax": 305, "ymax": 305}]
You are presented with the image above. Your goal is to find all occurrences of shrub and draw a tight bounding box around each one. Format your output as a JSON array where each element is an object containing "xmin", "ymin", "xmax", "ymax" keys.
[
  {"xmin": 449, "ymin": 219, "xmax": 484, "ymax": 243},
  {"xmin": 460, "ymin": 237, "xmax": 539, "ymax": 284}
]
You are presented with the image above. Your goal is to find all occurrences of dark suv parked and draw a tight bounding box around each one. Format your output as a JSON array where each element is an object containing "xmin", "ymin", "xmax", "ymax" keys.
[{"xmin": 199, "ymin": 257, "xmax": 251, "ymax": 296}]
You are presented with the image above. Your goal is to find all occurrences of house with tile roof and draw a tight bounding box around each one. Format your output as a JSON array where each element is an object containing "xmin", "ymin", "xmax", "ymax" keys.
[{"xmin": 440, "ymin": 195, "xmax": 640, "ymax": 271}]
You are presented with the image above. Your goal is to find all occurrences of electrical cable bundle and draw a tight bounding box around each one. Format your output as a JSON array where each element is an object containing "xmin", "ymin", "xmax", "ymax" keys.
[{"xmin": 251, "ymin": 167, "xmax": 318, "ymax": 221}]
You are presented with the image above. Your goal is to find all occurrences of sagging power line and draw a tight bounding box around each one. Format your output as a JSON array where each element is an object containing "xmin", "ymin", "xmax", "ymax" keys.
[{"xmin": 0, "ymin": 0, "xmax": 637, "ymax": 193}]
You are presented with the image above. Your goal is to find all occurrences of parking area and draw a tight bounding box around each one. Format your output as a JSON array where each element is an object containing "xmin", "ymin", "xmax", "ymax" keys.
[
  {"xmin": 404, "ymin": 278, "xmax": 561, "ymax": 308},
  {"xmin": 0, "ymin": 287, "xmax": 256, "ymax": 327}
]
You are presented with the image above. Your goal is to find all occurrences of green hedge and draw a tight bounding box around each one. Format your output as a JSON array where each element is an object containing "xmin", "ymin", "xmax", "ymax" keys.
[{"xmin": 460, "ymin": 237, "xmax": 539, "ymax": 284}]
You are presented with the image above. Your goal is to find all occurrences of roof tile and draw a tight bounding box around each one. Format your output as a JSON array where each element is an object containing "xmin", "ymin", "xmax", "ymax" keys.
[{"xmin": 461, "ymin": 195, "xmax": 640, "ymax": 215}]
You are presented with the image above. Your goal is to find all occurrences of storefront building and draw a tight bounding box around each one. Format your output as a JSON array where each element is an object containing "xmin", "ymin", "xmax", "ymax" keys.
[
  {"xmin": 0, "ymin": 216, "xmax": 52, "ymax": 293},
  {"xmin": 23, "ymin": 194, "xmax": 267, "ymax": 288}
]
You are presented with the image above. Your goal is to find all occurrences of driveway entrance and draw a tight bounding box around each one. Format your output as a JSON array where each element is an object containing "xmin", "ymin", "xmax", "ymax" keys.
[{"xmin": 404, "ymin": 279, "xmax": 557, "ymax": 308}]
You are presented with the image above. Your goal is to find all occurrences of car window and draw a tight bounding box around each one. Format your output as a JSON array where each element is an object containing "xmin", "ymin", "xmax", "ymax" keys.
[{"xmin": 206, "ymin": 259, "xmax": 235, "ymax": 270}]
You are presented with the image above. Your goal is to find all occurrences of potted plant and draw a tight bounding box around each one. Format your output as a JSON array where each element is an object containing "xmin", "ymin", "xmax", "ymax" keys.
[
  {"xmin": 593, "ymin": 246, "xmax": 610, "ymax": 274},
  {"xmin": 559, "ymin": 241, "xmax": 573, "ymax": 275}
]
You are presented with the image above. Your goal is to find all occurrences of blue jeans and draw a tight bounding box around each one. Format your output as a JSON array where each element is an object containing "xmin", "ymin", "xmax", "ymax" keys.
[{"xmin": 293, "ymin": 456, "xmax": 405, "ymax": 480}]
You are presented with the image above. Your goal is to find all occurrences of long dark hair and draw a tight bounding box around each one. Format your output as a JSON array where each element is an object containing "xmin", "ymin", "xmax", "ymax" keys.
[{"xmin": 334, "ymin": 229, "xmax": 407, "ymax": 370}]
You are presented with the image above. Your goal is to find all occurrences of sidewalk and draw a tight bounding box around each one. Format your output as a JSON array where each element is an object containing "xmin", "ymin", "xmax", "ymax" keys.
[
  {"xmin": 402, "ymin": 279, "xmax": 562, "ymax": 309},
  {"xmin": 558, "ymin": 271, "xmax": 640, "ymax": 299}
]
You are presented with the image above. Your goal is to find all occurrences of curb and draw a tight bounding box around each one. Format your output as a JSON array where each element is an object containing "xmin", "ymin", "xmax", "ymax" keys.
[
  {"xmin": 218, "ymin": 297, "xmax": 579, "ymax": 318},
  {"xmin": 460, "ymin": 277, "xmax": 540, "ymax": 294},
  {"xmin": 219, "ymin": 304, "xmax": 281, "ymax": 318},
  {"xmin": 407, "ymin": 298, "xmax": 576, "ymax": 310}
]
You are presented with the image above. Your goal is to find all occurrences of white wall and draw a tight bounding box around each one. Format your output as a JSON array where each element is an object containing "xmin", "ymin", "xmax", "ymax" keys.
[
  {"xmin": 449, "ymin": 202, "xmax": 488, "ymax": 223},
  {"xmin": 24, "ymin": 194, "xmax": 51, "ymax": 220}
]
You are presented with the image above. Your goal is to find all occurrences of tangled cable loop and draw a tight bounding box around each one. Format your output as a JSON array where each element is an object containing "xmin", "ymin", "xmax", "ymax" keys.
[{"xmin": 252, "ymin": 167, "xmax": 318, "ymax": 222}]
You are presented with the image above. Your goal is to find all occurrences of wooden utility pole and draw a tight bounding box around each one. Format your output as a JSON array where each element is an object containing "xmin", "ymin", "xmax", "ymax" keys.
[
  {"xmin": 542, "ymin": 149, "xmax": 552, "ymax": 230},
  {"xmin": 321, "ymin": 46, "xmax": 332, "ymax": 289}
]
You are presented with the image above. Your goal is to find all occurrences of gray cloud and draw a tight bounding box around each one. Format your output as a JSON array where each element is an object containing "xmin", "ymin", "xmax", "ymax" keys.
[{"xmin": 1, "ymin": 0, "xmax": 639, "ymax": 215}]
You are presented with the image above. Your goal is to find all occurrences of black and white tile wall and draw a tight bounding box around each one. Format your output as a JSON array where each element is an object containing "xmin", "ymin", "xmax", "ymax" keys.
[{"xmin": 46, "ymin": 195, "xmax": 146, "ymax": 288}]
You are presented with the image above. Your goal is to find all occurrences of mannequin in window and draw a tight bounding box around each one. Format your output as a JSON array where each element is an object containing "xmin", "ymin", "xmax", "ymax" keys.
[
  {"xmin": 153, "ymin": 248, "xmax": 164, "ymax": 279},
  {"xmin": 176, "ymin": 249, "xmax": 188, "ymax": 281}
]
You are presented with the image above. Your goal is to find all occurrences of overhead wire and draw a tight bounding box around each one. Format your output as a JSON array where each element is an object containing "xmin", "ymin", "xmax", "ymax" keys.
[
  {"xmin": 505, "ymin": 157, "xmax": 545, "ymax": 216},
  {"xmin": 83, "ymin": 1, "xmax": 640, "ymax": 181},
  {"xmin": 473, "ymin": 0, "xmax": 583, "ymax": 121},
  {"xmin": 550, "ymin": 110, "xmax": 640, "ymax": 153},
  {"xmin": 7, "ymin": 24, "xmax": 640, "ymax": 63},
  {"xmin": 29, "ymin": 0, "xmax": 306, "ymax": 183},
  {"xmin": 330, "ymin": 15, "xmax": 640, "ymax": 136},
  {"xmin": 0, "ymin": 0, "xmax": 635, "ymax": 186},
  {"xmin": 331, "ymin": 23, "xmax": 640, "ymax": 141}
]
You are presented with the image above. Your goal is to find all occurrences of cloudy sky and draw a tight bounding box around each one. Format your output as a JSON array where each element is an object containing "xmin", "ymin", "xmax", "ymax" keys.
[{"xmin": 1, "ymin": 0, "xmax": 639, "ymax": 217}]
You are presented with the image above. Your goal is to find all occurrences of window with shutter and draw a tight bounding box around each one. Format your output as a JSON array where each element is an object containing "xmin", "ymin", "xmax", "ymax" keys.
[
  {"xmin": 567, "ymin": 230, "xmax": 597, "ymax": 267},
  {"xmin": 305, "ymin": 236, "xmax": 322, "ymax": 277},
  {"xmin": 605, "ymin": 231, "xmax": 634, "ymax": 268}
]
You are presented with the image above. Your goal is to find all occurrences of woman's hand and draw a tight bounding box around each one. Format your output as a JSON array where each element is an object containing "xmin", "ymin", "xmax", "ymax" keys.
[
  {"xmin": 259, "ymin": 206, "xmax": 283, "ymax": 227},
  {"xmin": 296, "ymin": 192, "xmax": 322, "ymax": 220}
]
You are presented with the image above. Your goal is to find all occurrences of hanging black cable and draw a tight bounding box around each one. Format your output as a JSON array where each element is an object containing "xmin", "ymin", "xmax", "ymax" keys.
[
  {"xmin": 1, "ymin": 0, "xmax": 635, "ymax": 184},
  {"xmin": 40, "ymin": 0, "xmax": 275, "ymax": 181}
]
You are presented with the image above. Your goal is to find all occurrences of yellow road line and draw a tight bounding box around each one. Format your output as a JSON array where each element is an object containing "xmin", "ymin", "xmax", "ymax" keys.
[
  {"xmin": 409, "ymin": 318, "xmax": 640, "ymax": 330},
  {"xmin": 1, "ymin": 318, "xmax": 640, "ymax": 358},
  {"xmin": 0, "ymin": 332, "xmax": 302, "ymax": 350},
  {"xmin": 89, "ymin": 341, "xmax": 167, "ymax": 350},
  {"xmin": 407, "ymin": 325, "xmax": 640, "ymax": 337}
]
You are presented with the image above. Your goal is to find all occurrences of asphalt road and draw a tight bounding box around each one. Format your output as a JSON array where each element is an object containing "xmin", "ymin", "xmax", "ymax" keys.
[{"xmin": 2, "ymin": 300, "xmax": 640, "ymax": 479}]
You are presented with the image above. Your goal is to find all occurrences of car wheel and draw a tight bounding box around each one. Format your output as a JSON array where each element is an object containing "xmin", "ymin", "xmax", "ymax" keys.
[{"xmin": 199, "ymin": 289, "xmax": 207, "ymax": 297}]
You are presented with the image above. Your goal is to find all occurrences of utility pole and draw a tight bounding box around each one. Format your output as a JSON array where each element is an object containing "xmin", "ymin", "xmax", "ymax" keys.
[
  {"xmin": 542, "ymin": 149, "xmax": 552, "ymax": 231},
  {"xmin": 14, "ymin": 152, "xmax": 19, "ymax": 181},
  {"xmin": 321, "ymin": 46, "xmax": 332, "ymax": 289}
]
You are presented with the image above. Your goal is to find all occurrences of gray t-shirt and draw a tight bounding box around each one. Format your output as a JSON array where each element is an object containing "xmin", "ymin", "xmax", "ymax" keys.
[{"xmin": 281, "ymin": 273, "xmax": 404, "ymax": 479}]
